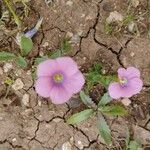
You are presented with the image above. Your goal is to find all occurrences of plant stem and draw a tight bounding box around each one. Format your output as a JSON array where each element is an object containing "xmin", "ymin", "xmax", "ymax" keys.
[{"xmin": 3, "ymin": 0, "xmax": 21, "ymax": 28}]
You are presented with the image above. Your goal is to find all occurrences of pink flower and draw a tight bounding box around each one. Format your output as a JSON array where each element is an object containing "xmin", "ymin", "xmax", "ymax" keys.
[
  {"xmin": 108, "ymin": 67, "xmax": 143, "ymax": 99},
  {"xmin": 35, "ymin": 57, "xmax": 85, "ymax": 104}
]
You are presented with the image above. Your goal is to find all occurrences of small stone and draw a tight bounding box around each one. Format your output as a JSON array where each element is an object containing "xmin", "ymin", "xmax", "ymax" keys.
[
  {"xmin": 77, "ymin": 141, "xmax": 84, "ymax": 150},
  {"xmin": 128, "ymin": 21, "xmax": 135, "ymax": 32},
  {"xmin": 22, "ymin": 94, "xmax": 30, "ymax": 107},
  {"xmin": 130, "ymin": 52, "xmax": 135, "ymax": 57},
  {"xmin": 12, "ymin": 138, "xmax": 17, "ymax": 142},
  {"xmin": 66, "ymin": 1, "xmax": 73, "ymax": 6},
  {"xmin": 81, "ymin": 14, "xmax": 85, "ymax": 18},
  {"xmin": 39, "ymin": 51, "xmax": 44, "ymax": 56},
  {"xmin": 38, "ymin": 99, "xmax": 42, "ymax": 106},
  {"xmin": 106, "ymin": 11, "xmax": 123, "ymax": 24},
  {"xmin": 62, "ymin": 141, "xmax": 72, "ymax": 150},
  {"xmin": 12, "ymin": 78, "xmax": 24, "ymax": 90},
  {"xmin": 0, "ymin": 67, "xmax": 3, "ymax": 75},
  {"xmin": 66, "ymin": 32, "xmax": 73, "ymax": 38},
  {"xmin": 3, "ymin": 63, "xmax": 13, "ymax": 73},
  {"xmin": 70, "ymin": 137, "xmax": 74, "ymax": 144},
  {"xmin": 53, "ymin": 118, "xmax": 62, "ymax": 123},
  {"xmin": 42, "ymin": 42, "xmax": 49, "ymax": 47},
  {"xmin": 121, "ymin": 98, "xmax": 131, "ymax": 106},
  {"xmin": 131, "ymin": 0, "xmax": 139, "ymax": 8},
  {"xmin": 22, "ymin": 109, "xmax": 34, "ymax": 117},
  {"xmin": 26, "ymin": 70, "xmax": 31, "ymax": 75},
  {"xmin": 0, "ymin": 117, "xmax": 3, "ymax": 121},
  {"xmin": 71, "ymin": 35, "xmax": 80, "ymax": 43}
]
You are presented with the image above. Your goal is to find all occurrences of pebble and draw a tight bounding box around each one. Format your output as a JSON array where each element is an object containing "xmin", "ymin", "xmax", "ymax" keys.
[
  {"xmin": 71, "ymin": 35, "xmax": 80, "ymax": 43},
  {"xmin": 62, "ymin": 141, "xmax": 72, "ymax": 150},
  {"xmin": 128, "ymin": 21, "xmax": 135, "ymax": 33},
  {"xmin": 130, "ymin": 52, "xmax": 135, "ymax": 57},
  {"xmin": 42, "ymin": 42, "xmax": 49, "ymax": 47},
  {"xmin": 66, "ymin": 1, "xmax": 73, "ymax": 6},
  {"xmin": 131, "ymin": 0, "xmax": 139, "ymax": 8},
  {"xmin": 12, "ymin": 78, "xmax": 24, "ymax": 91},
  {"xmin": 3, "ymin": 63, "xmax": 13, "ymax": 73},
  {"xmin": 0, "ymin": 67, "xmax": 3, "ymax": 75},
  {"xmin": 121, "ymin": 98, "xmax": 131, "ymax": 106},
  {"xmin": 77, "ymin": 141, "xmax": 84, "ymax": 150},
  {"xmin": 106, "ymin": 11, "xmax": 123, "ymax": 24},
  {"xmin": 12, "ymin": 138, "xmax": 17, "ymax": 142},
  {"xmin": 22, "ymin": 94, "xmax": 30, "ymax": 107}
]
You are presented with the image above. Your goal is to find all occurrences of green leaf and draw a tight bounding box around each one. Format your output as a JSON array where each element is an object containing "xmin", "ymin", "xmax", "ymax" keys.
[
  {"xmin": 66, "ymin": 109, "xmax": 94, "ymax": 125},
  {"xmin": 128, "ymin": 140, "xmax": 141, "ymax": 150},
  {"xmin": 34, "ymin": 56, "xmax": 48, "ymax": 65},
  {"xmin": 60, "ymin": 38, "xmax": 71, "ymax": 53},
  {"xmin": 50, "ymin": 50, "xmax": 61, "ymax": 59},
  {"xmin": 100, "ymin": 105, "xmax": 128, "ymax": 116},
  {"xmin": 21, "ymin": 35, "xmax": 33, "ymax": 56},
  {"xmin": 0, "ymin": 52, "xmax": 16, "ymax": 61},
  {"xmin": 125, "ymin": 128, "xmax": 130, "ymax": 148},
  {"xmin": 97, "ymin": 113, "xmax": 112, "ymax": 145},
  {"xmin": 16, "ymin": 56, "xmax": 27, "ymax": 68},
  {"xmin": 98, "ymin": 93, "xmax": 112, "ymax": 107},
  {"xmin": 100, "ymin": 75, "xmax": 117, "ymax": 89},
  {"xmin": 80, "ymin": 91, "xmax": 95, "ymax": 107}
]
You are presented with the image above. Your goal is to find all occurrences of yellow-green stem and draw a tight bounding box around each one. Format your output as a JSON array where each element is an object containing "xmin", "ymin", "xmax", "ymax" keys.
[{"xmin": 3, "ymin": 0, "xmax": 21, "ymax": 28}]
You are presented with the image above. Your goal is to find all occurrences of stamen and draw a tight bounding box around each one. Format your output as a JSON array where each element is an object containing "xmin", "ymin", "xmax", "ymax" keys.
[
  {"xmin": 119, "ymin": 77, "xmax": 128, "ymax": 86},
  {"xmin": 53, "ymin": 73, "xmax": 63, "ymax": 83}
]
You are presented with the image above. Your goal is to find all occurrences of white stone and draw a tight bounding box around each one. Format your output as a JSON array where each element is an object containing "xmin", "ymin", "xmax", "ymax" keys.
[
  {"xmin": 130, "ymin": 51, "xmax": 135, "ymax": 57},
  {"xmin": 53, "ymin": 118, "xmax": 62, "ymax": 123},
  {"xmin": 121, "ymin": 98, "xmax": 131, "ymax": 106},
  {"xmin": 3, "ymin": 63, "xmax": 13, "ymax": 73},
  {"xmin": 62, "ymin": 141, "xmax": 72, "ymax": 150},
  {"xmin": 131, "ymin": 0, "xmax": 139, "ymax": 7},
  {"xmin": 42, "ymin": 42, "xmax": 49, "ymax": 47},
  {"xmin": 12, "ymin": 78, "xmax": 24, "ymax": 90},
  {"xmin": 12, "ymin": 138, "xmax": 17, "ymax": 142},
  {"xmin": 66, "ymin": 1, "xmax": 73, "ymax": 6},
  {"xmin": 128, "ymin": 21, "xmax": 135, "ymax": 32},
  {"xmin": 106, "ymin": 11, "xmax": 123, "ymax": 24},
  {"xmin": 0, "ymin": 67, "xmax": 3, "ymax": 75},
  {"xmin": 66, "ymin": 32, "xmax": 73, "ymax": 38},
  {"xmin": 71, "ymin": 35, "xmax": 80, "ymax": 43},
  {"xmin": 22, "ymin": 94, "xmax": 30, "ymax": 107},
  {"xmin": 77, "ymin": 141, "xmax": 84, "ymax": 150}
]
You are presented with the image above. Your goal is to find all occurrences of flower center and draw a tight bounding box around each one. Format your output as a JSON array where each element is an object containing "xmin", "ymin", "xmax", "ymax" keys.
[
  {"xmin": 119, "ymin": 77, "xmax": 128, "ymax": 86},
  {"xmin": 53, "ymin": 73, "xmax": 63, "ymax": 83}
]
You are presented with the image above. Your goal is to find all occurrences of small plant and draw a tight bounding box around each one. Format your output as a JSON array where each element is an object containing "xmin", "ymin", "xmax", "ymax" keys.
[
  {"xmin": 86, "ymin": 63, "xmax": 116, "ymax": 91},
  {"xmin": 125, "ymin": 128, "xmax": 142, "ymax": 150},
  {"xmin": 67, "ymin": 91, "xmax": 127, "ymax": 145},
  {"xmin": 66, "ymin": 67, "xmax": 143, "ymax": 146},
  {"xmin": 3, "ymin": 0, "xmax": 21, "ymax": 27},
  {"xmin": 0, "ymin": 18, "xmax": 43, "ymax": 68}
]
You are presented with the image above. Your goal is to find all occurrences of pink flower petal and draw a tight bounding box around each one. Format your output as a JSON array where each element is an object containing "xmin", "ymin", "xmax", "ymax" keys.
[
  {"xmin": 35, "ymin": 77, "xmax": 53, "ymax": 98},
  {"xmin": 126, "ymin": 67, "xmax": 141, "ymax": 79},
  {"xmin": 37, "ymin": 59, "xmax": 58, "ymax": 77},
  {"xmin": 127, "ymin": 78, "xmax": 143, "ymax": 95},
  {"xmin": 56, "ymin": 57, "xmax": 78, "ymax": 76},
  {"xmin": 49, "ymin": 86, "xmax": 72, "ymax": 104},
  {"xmin": 118, "ymin": 68, "xmax": 126, "ymax": 77},
  {"xmin": 108, "ymin": 82, "xmax": 123, "ymax": 99},
  {"xmin": 64, "ymin": 71, "xmax": 85, "ymax": 94}
]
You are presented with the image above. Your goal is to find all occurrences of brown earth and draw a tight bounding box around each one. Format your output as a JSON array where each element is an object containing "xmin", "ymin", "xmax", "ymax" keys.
[{"xmin": 0, "ymin": 0, "xmax": 150, "ymax": 150}]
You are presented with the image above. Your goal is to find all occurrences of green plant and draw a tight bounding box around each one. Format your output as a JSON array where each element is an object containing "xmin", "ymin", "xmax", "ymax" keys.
[
  {"xmin": 3, "ymin": 0, "xmax": 21, "ymax": 27},
  {"xmin": 66, "ymin": 91, "xmax": 127, "ymax": 146},
  {"xmin": 86, "ymin": 63, "xmax": 117, "ymax": 90}
]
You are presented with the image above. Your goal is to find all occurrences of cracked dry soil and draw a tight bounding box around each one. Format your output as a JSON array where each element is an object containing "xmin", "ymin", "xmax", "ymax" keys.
[{"xmin": 0, "ymin": 0, "xmax": 150, "ymax": 149}]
